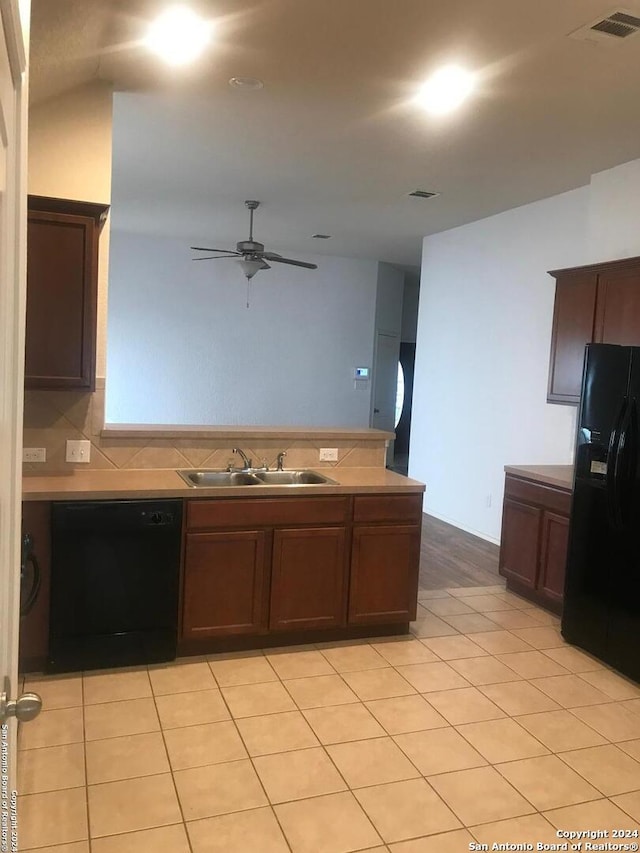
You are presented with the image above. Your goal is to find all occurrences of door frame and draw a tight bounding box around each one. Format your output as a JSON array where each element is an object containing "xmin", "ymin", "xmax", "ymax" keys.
[
  {"xmin": 0, "ymin": 0, "xmax": 29, "ymax": 791},
  {"xmin": 370, "ymin": 328, "xmax": 400, "ymax": 465}
]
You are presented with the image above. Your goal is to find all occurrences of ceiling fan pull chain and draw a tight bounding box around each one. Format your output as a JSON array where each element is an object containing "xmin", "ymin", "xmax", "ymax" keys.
[{"xmin": 246, "ymin": 278, "xmax": 251, "ymax": 309}]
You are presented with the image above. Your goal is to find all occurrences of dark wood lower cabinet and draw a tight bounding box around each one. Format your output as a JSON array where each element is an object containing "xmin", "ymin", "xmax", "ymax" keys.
[
  {"xmin": 270, "ymin": 527, "xmax": 347, "ymax": 631},
  {"xmin": 182, "ymin": 530, "xmax": 267, "ymax": 638},
  {"xmin": 499, "ymin": 475, "xmax": 571, "ymax": 612},
  {"xmin": 499, "ymin": 499, "xmax": 541, "ymax": 590},
  {"xmin": 539, "ymin": 511, "xmax": 570, "ymax": 605},
  {"xmin": 181, "ymin": 494, "xmax": 423, "ymax": 648},
  {"xmin": 349, "ymin": 524, "xmax": 421, "ymax": 625}
]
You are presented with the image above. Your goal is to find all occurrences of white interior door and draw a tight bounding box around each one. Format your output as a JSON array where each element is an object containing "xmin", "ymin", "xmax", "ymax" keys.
[
  {"xmin": 371, "ymin": 331, "xmax": 400, "ymax": 465},
  {"xmin": 0, "ymin": 0, "xmax": 29, "ymax": 798}
]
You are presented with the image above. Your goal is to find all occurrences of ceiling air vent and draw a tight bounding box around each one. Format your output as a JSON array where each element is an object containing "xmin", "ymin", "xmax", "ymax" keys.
[
  {"xmin": 408, "ymin": 190, "xmax": 440, "ymax": 199},
  {"xmin": 311, "ymin": 233, "xmax": 331, "ymax": 239},
  {"xmin": 569, "ymin": 9, "xmax": 640, "ymax": 42}
]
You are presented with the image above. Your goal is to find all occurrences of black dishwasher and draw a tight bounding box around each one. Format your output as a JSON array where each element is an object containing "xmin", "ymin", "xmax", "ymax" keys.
[{"xmin": 48, "ymin": 499, "xmax": 183, "ymax": 673}]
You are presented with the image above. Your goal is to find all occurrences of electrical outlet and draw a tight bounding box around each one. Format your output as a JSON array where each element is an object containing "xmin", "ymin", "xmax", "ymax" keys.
[
  {"xmin": 66, "ymin": 439, "xmax": 91, "ymax": 463},
  {"xmin": 319, "ymin": 447, "xmax": 339, "ymax": 462},
  {"xmin": 22, "ymin": 447, "xmax": 46, "ymax": 463}
]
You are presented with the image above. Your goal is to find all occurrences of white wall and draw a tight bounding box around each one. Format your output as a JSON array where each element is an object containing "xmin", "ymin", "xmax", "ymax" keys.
[
  {"xmin": 587, "ymin": 159, "xmax": 640, "ymax": 263},
  {"xmin": 410, "ymin": 187, "xmax": 588, "ymax": 543},
  {"xmin": 106, "ymin": 231, "xmax": 379, "ymax": 426},
  {"xmin": 401, "ymin": 273, "xmax": 420, "ymax": 343},
  {"xmin": 28, "ymin": 83, "xmax": 113, "ymax": 377},
  {"xmin": 374, "ymin": 263, "xmax": 404, "ymax": 335}
]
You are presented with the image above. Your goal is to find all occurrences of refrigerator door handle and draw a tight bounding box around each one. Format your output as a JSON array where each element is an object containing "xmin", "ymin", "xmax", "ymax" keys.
[
  {"xmin": 606, "ymin": 396, "xmax": 629, "ymax": 529},
  {"xmin": 617, "ymin": 396, "xmax": 638, "ymax": 529}
]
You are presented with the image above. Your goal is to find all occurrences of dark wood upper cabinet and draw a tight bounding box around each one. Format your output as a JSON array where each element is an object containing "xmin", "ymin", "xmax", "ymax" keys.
[
  {"xmin": 548, "ymin": 255, "xmax": 640, "ymax": 405},
  {"xmin": 25, "ymin": 195, "xmax": 109, "ymax": 390},
  {"xmin": 594, "ymin": 266, "xmax": 640, "ymax": 346},
  {"xmin": 547, "ymin": 272, "xmax": 597, "ymax": 404}
]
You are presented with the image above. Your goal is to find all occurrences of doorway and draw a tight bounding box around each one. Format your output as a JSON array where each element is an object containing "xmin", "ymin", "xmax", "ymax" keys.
[
  {"xmin": 392, "ymin": 342, "xmax": 416, "ymax": 475},
  {"xmin": 370, "ymin": 331, "xmax": 400, "ymax": 466}
]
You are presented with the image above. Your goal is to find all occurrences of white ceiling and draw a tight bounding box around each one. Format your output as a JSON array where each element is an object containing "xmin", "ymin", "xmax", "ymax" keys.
[{"xmin": 30, "ymin": 0, "xmax": 640, "ymax": 265}]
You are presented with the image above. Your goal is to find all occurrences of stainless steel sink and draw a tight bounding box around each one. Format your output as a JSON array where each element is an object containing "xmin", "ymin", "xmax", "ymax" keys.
[
  {"xmin": 177, "ymin": 469, "xmax": 337, "ymax": 488},
  {"xmin": 178, "ymin": 470, "xmax": 262, "ymax": 487},
  {"xmin": 254, "ymin": 470, "xmax": 337, "ymax": 485}
]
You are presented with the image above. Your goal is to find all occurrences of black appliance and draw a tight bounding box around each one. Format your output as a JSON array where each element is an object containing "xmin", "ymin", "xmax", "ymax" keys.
[
  {"xmin": 48, "ymin": 499, "xmax": 183, "ymax": 673},
  {"xmin": 20, "ymin": 531, "xmax": 42, "ymax": 618},
  {"xmin": 562, "ymin": 343, "xmax": 640, "ymax": 681}
]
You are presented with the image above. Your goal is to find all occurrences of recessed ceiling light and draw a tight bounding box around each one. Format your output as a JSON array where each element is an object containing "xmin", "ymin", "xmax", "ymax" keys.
[
  {"xmin": 145, "ymin": 6, "xmax": 213, "ymax": 66},
  {"xmin": 415, "ymin": 65, "xmax": 476, "ymax": 115},
  {"xmin": 229, "ymin": 76, "xmax": 264, "ymax": 90}
]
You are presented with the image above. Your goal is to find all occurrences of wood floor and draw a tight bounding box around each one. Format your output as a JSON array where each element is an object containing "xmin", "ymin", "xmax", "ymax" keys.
[{"xmin": 419, "ymin": 513, "xmax": 501, "ymax": 590}]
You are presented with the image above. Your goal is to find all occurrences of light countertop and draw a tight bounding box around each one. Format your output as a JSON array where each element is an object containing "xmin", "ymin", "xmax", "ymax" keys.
[
  {"xmin": 101, "ymin": 424, "xmax": 394, "ymax": 441},
  {"xmin": 22, "ymin": 467, "xmax": 425, "ymax": 501},
  {"xmin": 504, "ymin": 464, "xmax": 574, "ymax": 490}
]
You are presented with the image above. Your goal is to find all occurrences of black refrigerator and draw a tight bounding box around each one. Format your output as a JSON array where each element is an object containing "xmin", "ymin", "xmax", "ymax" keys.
[{"xmin": 562, "ymin": 343, "xmax": 640, "ymax": 682}]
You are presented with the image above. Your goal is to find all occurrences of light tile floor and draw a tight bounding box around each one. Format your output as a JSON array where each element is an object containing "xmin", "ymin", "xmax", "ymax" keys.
[{"xmin": 16, "ymin": 584, "xmax": 640, "ymax": 852}]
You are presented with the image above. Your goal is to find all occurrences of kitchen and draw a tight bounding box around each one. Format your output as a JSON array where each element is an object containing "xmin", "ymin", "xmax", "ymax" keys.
[{"xmin": 5, "ymin": 1, "xmax": 640, "ymax": 851}]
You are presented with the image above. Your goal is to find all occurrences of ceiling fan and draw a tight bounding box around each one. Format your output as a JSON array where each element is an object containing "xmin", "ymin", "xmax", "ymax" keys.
[{"xmin": 191, "ymin": 200, "xmax": 318, "ymax": 281}]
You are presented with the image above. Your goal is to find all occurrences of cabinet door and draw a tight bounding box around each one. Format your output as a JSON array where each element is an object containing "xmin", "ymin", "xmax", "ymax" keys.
[
  {"xmin": 25, "ymin": 198, "xmax": 108, "ymax": 389},
  {"xmin": 595, "ymin": 266, "xmax": 640, "ymax": 346},
  {"xmin": 20, "ymin": 502, "xmax": 52, "ymax": 672},
  {"xmin": 348, "ymin": 525, "xmax": 420, "ymax": 625},
  {"xmin": 182, "ymin": 531, "xmax": 267, "ymax": 638},
  {"xmin": 547, "ymin": 272, "xmax": 597, "ymax": 404},
  {"xmin": 270, "ymin": 527, "xmax": 347, "ymax": 631},
  {"xmin": 538, "ymin": 511, "xmax": 569, "ymax": 604},
  {"xmin": 499, "ymin": 499, "xmax": 541, "ymax": 590}
]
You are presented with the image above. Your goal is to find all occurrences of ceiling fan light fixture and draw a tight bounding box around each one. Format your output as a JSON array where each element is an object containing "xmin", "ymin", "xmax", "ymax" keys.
[
  {"xmin": 145, "ymin": 6, "xmax": 213, "ymax": 66},
  {"xmin": 237, "ymin": 257, "xmax": 268, "ymax": 280}
]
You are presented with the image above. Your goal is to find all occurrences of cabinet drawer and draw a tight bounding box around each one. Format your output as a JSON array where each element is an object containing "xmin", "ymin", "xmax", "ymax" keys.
[
  {"xmin": 187, "ymin": 497, "xmax": 350, "ymax": 530},
  {"xmin": 353, "ymin": 495, "xmax": 422, "ymax": 524},
  {"xmin": 504, "ymin": 476, "xmax": 571, "ymax": 516}
]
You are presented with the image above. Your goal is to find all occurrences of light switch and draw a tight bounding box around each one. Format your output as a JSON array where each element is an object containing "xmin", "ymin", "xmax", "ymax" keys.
[{"xmin": 66, "ymin": 439, "xmax": 91, "ymax": 463}]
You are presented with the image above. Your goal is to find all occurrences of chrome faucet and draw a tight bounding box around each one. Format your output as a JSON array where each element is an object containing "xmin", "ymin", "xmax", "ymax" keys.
[
  {"xmin": 231, "ymin": 448, "xmax": 252, "ymax": 470},
  {"xmin": 276, "ymin": 451, "xmax": 287, "ymax": 471}
]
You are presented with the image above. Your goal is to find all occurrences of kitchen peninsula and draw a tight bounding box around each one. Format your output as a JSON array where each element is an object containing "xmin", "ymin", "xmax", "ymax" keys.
[{"xmin": 21, "ymin": 425, "xmax": 425, "ymax": 673}]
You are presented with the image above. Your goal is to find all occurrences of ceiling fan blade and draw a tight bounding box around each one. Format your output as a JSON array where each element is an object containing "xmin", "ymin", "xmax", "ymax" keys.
[
  {"xmin": 191, "ymin": 246, "xmax": 239, "ymax": 254},
  {"xmin": 192, "ymin": 254, "xmax": 241, "ymax": 261},
  {"xmin": 263, "ymin": 254, "xmax": 318, "ymax": 270}
]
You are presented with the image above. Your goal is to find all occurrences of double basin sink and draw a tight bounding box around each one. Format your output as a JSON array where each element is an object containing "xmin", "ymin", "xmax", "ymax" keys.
[{"xmin": 178, "ymin": 469, "xmax": 338, "ymax": 488}]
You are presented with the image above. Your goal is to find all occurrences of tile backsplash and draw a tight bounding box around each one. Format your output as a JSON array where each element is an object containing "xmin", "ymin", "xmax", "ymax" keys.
[{"xmin": 22, "ymin": 384, "xmax": 387, "ymax": 474}]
